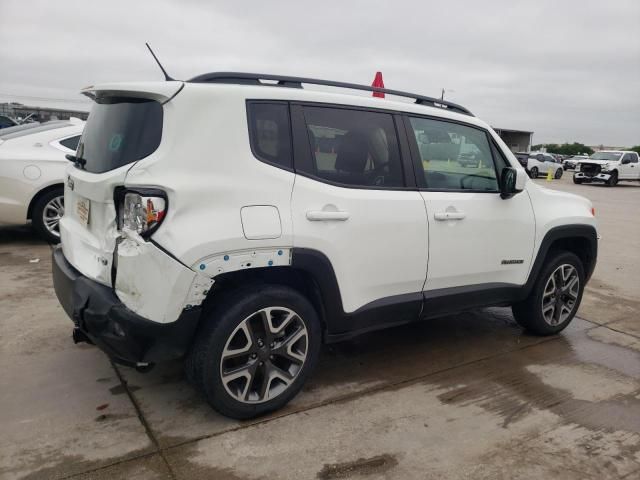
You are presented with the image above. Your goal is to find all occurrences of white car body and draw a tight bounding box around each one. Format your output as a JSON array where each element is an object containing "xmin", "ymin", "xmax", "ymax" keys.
[
  {"xmin": 51, "ymin": 75, "xmax": 598, "ymax": 417},
  {"xmin": 574, "ymin": 151, "xmax": 640, "ymax": 184},
  {"xmin": 526, "ymin": 152, "xmax": 563, "ymax": 178},
  {"xmin": 0, "ymin": 119, "xmax": 84, "ymax": 230}
]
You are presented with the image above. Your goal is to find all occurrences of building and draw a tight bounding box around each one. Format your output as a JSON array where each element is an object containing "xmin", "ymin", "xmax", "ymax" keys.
[
  {"xmin": 0, "ymin": 102, "xmax": 89, "ymax": 123},
  {"xmin": 493, "ymin": 127, "xmax": 533, "ymax": 153}
]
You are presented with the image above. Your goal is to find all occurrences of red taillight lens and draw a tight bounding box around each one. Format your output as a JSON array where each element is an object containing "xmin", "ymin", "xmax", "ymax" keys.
[{"xmin": 591, "ymin": 207, "xmax": 596, "ymax": 217}]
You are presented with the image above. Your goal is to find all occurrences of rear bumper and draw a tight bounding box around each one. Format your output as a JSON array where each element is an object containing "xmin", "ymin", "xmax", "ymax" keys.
[{"xmin": 52, "ymin": 247, "xmax": 201, "ymax": 365}]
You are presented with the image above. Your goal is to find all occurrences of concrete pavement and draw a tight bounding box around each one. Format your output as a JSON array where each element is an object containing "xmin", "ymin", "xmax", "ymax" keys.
[{"xmin": 1, "ymin": 174, "xmax": 638, "ymax": 479}]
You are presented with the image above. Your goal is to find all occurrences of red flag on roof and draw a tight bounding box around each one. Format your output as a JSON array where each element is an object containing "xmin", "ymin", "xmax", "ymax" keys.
[{"xmin": 371, "ymin": 71, "xmax": 385, "ymax": 98}]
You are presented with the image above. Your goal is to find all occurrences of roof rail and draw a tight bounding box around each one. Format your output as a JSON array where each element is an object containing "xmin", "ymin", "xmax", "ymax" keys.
[{"xmin": 188, "ymin": 72, "xmax": 473, "ymax": 116}]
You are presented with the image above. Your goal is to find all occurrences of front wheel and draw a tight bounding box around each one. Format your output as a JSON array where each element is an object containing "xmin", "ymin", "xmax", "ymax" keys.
[
  {"xmin": 186, "ymin": 285, "xmax": 321, "ymax": 419},
  {"xmin": 555, "ymin": 168, "xmax": 563, "ymax": 179},
  {"xmin": 529, "ymin": 167, "xmax": 538, "ymax": 178},
  {"xmin": 573, "ymin": 176, "xmax": 583, "ymax": 184},
  {"xmin": 606, "ymin": 171, "xmax": 618, "ymax": 187},
  {"xmin": 512, "ymin": 251, "xmax": 585, "ymax": 336}
]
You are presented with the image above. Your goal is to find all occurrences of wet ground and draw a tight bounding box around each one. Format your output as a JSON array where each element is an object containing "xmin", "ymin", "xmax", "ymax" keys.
[{"xmin": 1, "ymin": 174, "xmax": 639, "ymax": 479}]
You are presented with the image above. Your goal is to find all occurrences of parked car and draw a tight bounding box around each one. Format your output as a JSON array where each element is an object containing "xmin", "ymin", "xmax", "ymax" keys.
[
  {"xmin": 525, "ymin": 152, "xmax": 564, "ymax": 179},
  {"xmin": 457, "ymin": 144, "xmax": 482, "ymax": 167},
  {"xmin": 514, "ymin": 152, "xmax": 530, "ymax": 168},
  {"xmin": 563, "ymin": 155, "xmax": 589, "ymax": 170},
  {"xmin": 52, "ymin": 73, "xmax": 597, "ymax": 419},
  {"xmin": 573, "ymin": 151, "xmax": 640, "ymax": 186},
  {"xmin": 0, "ymin": 119, "xmax": 84, "ymax": 242}
]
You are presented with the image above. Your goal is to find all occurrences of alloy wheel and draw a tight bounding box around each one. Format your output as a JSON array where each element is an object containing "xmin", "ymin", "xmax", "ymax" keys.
[
  {"xmin": 220, "ymin": 307, "xmax": 308, "ymax": 404},
  {"xmin": 541, "ymin": 264, "xmax": 579, "ymax": 326},
  {"xmin": 43, "ymin": 195, "xmax": 64, "ymax": 238}
]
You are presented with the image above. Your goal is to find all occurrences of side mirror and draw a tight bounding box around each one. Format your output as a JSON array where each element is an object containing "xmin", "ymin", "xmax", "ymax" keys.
[
  {"xmin": 500, "ymin": 167, "xmax": 525, "ymax": 199},
  {"xmin": 621, "ymin": 158, "xmax": 630, "ymax": 165}
]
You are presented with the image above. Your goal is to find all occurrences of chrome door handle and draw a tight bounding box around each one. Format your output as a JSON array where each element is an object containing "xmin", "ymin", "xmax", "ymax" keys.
[
  {"xmin": 434, "ymin": 211, "xmax": 466, "ymax": 221},
  {"xmin": 306, "ymin": 210, "xmax": 350, "ymax": 221}
]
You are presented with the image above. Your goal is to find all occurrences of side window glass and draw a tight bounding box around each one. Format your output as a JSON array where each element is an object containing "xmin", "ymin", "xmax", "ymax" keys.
[
  {"xmin": 59, "ymin": 135, "xmax": 80, "ymax": 151},
  {"xmin": 632, "ymin": 154, "xmax": 639, "ymax": 163},
  {"xmin": 408, "ymin": 117, "xmax": 499, "ymax": 191},
  {"xmin": 301, "ymin": 106, "xmax": 404, "ymax": 188},
  {"xmin": 247, "ymin": 102, "xmax": 292, "ymax": 169}
]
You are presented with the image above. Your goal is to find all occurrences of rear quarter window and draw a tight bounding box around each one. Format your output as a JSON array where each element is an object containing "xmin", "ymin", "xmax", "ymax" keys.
[
  {"xmin": 247, "ymin": 102, "xmax": 293, "ymax": 170},
  {"xmin": 77, "ymin": 98, "xmax": 163, "ymax": 174}
]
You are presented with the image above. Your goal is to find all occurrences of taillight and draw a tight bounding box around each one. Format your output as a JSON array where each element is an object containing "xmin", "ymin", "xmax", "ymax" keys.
[{"xmin": 117, "ymin": 189, "xmax": 167, "ymax": 237}]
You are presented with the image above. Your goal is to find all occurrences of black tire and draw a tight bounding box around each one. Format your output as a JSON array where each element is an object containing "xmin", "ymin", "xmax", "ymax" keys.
[
  {"xmin": 529, "ymin": 167, "xmax": 538, "ymax": 178},
  {"xmin": 186, "ymin": 284, "xmax": 321, "ymax": 419},
  {"xmin": 555, "ymin": 168, "xmax": 563, "ymax": 179},
  {"xmin": 606, "ymin": 171, "xmax": 618, "ymax": 187},
  {"xmin": 512, "ymin": 251, "xmax": 585, "ymax": 336},
  {"xmin": 573, "ymin": 176, "xmax": 583, "ymax": 184},
  {"xmin": 31, "ymin": 187, "xmax": 64, "ymax": 244}
]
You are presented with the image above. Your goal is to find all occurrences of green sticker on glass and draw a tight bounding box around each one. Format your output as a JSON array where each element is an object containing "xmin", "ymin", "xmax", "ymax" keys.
[{"xmin": 109, "ymin": 134, "xmax": 123, "ymax": 151}]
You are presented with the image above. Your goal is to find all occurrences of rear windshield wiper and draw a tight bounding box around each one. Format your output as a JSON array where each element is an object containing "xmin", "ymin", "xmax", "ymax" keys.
[{"xmin": 65, "ymin": 154, "xmax": 87, "ymax": 169}]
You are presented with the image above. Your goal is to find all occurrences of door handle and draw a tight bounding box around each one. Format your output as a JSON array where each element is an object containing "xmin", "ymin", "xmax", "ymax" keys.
[
  {"xmin": 434, "ymin": 211, "xmax": 466, "ymax": 221},
  {"xmin": 306, "ymin": 210, "xmax": 350, "ymax": 221}
]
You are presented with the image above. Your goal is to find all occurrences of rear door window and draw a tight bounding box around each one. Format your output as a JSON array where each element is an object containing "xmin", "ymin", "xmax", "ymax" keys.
[
  {"xmin": 76, "ymin": 98, "xmax": 163, "ymax": 173},
  {"xmin": 300, "ymin": 106, "xmax": 404, "ymax": 188}
]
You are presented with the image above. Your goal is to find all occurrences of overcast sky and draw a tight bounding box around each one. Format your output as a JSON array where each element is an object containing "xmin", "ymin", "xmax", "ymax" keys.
[{"xmin": 1, "ymin": 0, "xmax": 638, "ymax": 146}]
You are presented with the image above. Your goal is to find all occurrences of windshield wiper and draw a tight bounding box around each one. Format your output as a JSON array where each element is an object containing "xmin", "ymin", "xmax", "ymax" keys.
[{"xmin": 65, "ymin": 154, "xmax": 87, "ymax": 169}]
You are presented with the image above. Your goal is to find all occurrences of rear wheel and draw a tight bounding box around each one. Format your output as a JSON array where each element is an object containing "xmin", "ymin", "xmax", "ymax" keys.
[
  {"xmin": 512, "ymin": 251, "xmax": 584, "ymax": 336},
  {"xmin": 186, "ymin": 284, "xmax": 321, "ymax": 419},
  {"xmin": 529, "ymin": 167, "xmax": 538, "ymax": 178},
  {"xmin": 555, "ymin": 168, "xmax": 563, "ymax": 179},
  {"xmin": 606, "ymin": 171, "xmax": 618, "ymax": 187},
  {"xmin": 32, "ymin": 187, "xmax": 64, "ymax": 244}
]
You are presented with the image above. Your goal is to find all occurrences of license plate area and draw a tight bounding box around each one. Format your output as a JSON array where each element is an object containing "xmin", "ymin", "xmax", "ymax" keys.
[{"xmin": 76, "ymin": 197, "xmax": 91, "ymax": 227}]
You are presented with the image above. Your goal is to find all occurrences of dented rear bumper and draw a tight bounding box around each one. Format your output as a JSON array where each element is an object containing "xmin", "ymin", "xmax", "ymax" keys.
[{"xmin": 52, "ymin": 247, "xmax": 202, "ymax": 364}]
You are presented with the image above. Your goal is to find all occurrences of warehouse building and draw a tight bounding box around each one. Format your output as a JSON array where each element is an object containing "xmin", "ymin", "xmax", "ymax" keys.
[{"xmin": 493, "ymin": 127, "xmax": 533, "ymax": 153}]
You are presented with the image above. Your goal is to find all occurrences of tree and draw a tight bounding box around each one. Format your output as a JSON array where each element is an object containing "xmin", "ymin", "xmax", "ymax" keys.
[
  {"xmin": 629, "ymin": 146, "xmax": 640, "ymax": 155},
  {"xmin": 532, "ymin": 143, "xmax": 593, "ymax": 155}
]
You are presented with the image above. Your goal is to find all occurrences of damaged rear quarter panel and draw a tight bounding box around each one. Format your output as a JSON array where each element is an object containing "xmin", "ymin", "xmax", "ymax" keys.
[{"xmin": 115, "ymin": 232, "xmax": 212, "ymax": 324}]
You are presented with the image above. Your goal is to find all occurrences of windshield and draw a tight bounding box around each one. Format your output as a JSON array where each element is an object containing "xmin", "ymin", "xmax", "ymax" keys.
[
  {"xmin": 76, "ymin": 98, "xmax": 163, "ymax": 174},
  {"xmin": 590, "ymin": 152, "xmax": 622, "ymax": 161}
]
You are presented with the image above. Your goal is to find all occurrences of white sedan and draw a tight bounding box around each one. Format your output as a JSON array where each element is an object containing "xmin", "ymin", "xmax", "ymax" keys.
[
  {"xmin": 0, "ymin": 118, "xmax": 84, "ymax": 242},
  {"xmin": 526, "ymin": 152, "xmax": 564, "ymax": 179}
]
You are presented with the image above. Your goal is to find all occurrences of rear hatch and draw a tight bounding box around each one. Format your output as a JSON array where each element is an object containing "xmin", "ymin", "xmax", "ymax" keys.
[{"xmin": 60, "ymin": 82, "xmax": 182, "ymax": 286}]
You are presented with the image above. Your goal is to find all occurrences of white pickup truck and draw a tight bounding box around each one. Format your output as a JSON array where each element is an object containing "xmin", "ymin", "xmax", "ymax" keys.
[{"xmin": 574, "ymin": 151, "xmax": 640, "ymax": 186}]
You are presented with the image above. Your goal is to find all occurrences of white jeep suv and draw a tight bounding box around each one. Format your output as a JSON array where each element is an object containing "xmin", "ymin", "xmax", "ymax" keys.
[
  {"xmin": 573, "ymin": 150, "xmax": 640, "ymax": 186},
  {"xmin": 52, "ymin": 74, "xmax": 598, "ymax": 419}
]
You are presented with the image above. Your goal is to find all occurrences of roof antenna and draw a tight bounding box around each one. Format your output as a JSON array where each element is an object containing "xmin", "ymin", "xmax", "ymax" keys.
[{"xmin": 145, "ymin": 43, "xmax": 175, "ymax": 81}]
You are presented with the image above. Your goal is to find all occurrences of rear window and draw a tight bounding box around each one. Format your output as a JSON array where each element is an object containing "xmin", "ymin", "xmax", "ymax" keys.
[{"xmin": 76, "ymin": 98, "xmax": 162, "ymax": 173}]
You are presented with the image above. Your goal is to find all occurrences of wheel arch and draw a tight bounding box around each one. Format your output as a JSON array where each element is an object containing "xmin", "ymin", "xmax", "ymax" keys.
[
  {"xmin": 201, "ymin": 256, "xmax": 338, "ymax": 341},
  {"xmin": 26, "ymin": 182, "xmax": 64, "ymax": 220},
  {"xmin": 525, "ymin": 224, "xmax": 597, "ymax": 297}
]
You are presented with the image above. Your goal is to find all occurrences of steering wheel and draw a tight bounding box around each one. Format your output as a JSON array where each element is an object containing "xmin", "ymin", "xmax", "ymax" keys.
[{"xmin": 460, "ymin": 173, "xmax": 490, "ymax": 190}]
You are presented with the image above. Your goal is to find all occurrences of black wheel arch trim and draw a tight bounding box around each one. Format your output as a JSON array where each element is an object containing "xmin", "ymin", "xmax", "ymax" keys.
[{"xmin": 523, "ymin": 224, "xmax": 597, "ymax": 296}]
